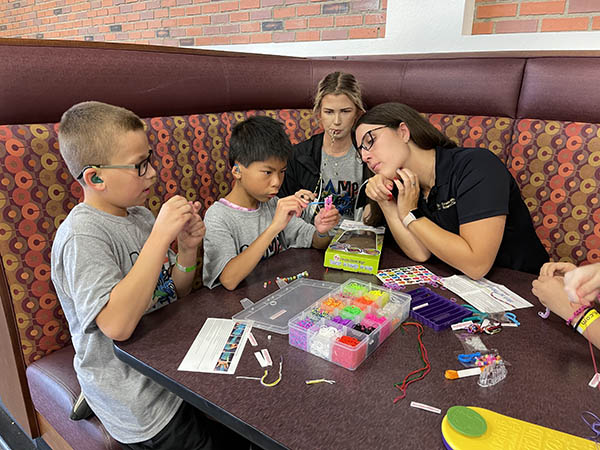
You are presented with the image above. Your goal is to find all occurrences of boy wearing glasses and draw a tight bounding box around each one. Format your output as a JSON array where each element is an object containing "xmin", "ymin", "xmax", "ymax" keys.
[{"xmin": 51, "ymin": 101, "xmax": 238, "ymax": 448}]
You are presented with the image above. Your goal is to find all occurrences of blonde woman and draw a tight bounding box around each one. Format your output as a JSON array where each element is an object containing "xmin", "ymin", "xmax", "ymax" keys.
[{"xmin": 279, "ymin": 72, "xmax": 370, "ymax": 222}]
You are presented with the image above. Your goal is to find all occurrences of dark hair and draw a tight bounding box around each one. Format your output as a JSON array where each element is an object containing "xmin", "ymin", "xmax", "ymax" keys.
[
  {"xmin": 229, "ymin": 116, "xmax": 293, "ymax": 167},
  {"xmin": 354, "ymin": 103, "xmax": 456, "ymax": 150}
]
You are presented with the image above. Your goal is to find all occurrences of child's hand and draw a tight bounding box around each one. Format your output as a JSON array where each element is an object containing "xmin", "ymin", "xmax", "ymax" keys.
[
  {"xmin": 532, "ymin": 275, "xmax": 581, "ymax": 320},
  {"xmin": 539, "ymin": 261, "xmax": 577, "ymax": 277},
  {"xmin": 294, "ymin": 189, "xmax": 315, "ymax": 204},
  {"xmin": 365, "ymin": 174, "xmax": 394, "ymax": 204},
  {"xmin": 271, "ymin": 195, "xmax": 306, "ymax": 233},
  {"xmin": 154, "ymin": 195, "xmax": 194, "ymax": 245},
  {"xmin": 564, "ymin": 263, "xmax": 600, "ymax": 305},
  {"xmin": 315, "ymin": 207, "xmax": 340, "ymax": 234},
  {"xmin": 177, "ymin": 201, "xmax": 205, "ymax": 251}
]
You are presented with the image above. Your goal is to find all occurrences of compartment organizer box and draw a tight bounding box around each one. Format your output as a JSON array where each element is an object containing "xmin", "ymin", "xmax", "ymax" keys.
[{"xmin": 288, "ymin": 279, "xmax": 411, "ymax": 370}]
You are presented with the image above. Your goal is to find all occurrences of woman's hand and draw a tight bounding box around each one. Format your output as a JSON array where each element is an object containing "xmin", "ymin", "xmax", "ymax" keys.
[
  {"xmin": 392, "ymin": 168, "xmax": 420, "ymax": 219},
  {"xmin": 564, "ymin": 263, "xmax": 600, "ymax": 305},
  {"xmin": 365, "ymin": 174, "xmax": 394, "ymax": 203},
  {"xmin": 539, "ymin": 261, "xmax": 577, "ymax": 277}
]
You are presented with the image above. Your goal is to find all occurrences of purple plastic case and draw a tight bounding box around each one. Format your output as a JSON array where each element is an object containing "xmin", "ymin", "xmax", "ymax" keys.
[{"xmin": 407, "ymin": 287, "xmax": 472, "ymax": 331}]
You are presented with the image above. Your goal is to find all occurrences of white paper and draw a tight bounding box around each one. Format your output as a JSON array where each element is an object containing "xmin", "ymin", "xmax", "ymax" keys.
[
  {"xmin": 441, "ymin": 275, "xmax": 533, "ymax": 313},
  {"xmin": 178, "ymin": 318, "xmax": 252, "ymax": 375}
]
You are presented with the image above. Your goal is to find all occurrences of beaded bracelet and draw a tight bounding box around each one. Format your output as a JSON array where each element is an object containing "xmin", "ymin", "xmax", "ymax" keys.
[
  {"xmin": 566, "ymin": 305, "xmax": 589, "ymax": 327},
  {"xmin": 577, "ymin": 309, "xmax": 600, "ymax": 335}
]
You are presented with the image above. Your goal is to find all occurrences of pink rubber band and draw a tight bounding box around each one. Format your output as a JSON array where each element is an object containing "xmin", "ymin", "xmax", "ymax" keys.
[{"xmin": 566, "ymin": 305, "xmax": 589, "ymax": 327}]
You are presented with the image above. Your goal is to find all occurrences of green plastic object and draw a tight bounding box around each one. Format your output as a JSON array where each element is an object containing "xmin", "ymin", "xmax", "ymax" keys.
[{"xmin": 447, "ymin": 406, "xmax": 487, "ymax": 437}]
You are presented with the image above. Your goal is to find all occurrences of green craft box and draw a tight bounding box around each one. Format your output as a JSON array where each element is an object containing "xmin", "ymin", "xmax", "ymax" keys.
[{"xmin": 323, "ymin": 222, "xmax": 385, "ymax": 275}]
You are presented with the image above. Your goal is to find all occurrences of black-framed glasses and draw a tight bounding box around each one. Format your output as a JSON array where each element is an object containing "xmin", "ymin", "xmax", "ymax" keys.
[
  {"xmin": 76, "ymin": 150, "xmax": 153, "ymax": 180},
  {"xmin": 355, "ymin": 126, "xmax": 387, "ymax": 158}
]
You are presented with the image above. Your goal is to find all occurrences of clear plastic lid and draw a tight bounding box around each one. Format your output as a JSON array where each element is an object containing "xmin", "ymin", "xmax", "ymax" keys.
[{"xmin": 231, "ymin": 278, "xmax": 340, "ymax": 334}]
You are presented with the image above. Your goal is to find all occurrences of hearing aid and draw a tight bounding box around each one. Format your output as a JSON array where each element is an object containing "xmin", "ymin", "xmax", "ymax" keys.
[{"xmin": 91, "ymin": 174, "xmax": 103, "ymax": 184}]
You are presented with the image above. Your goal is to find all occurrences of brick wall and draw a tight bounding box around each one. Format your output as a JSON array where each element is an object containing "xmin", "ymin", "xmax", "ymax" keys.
[
  {"xmin": 472, "ymin": 0, "xmax": 600, "ymax": 34},
  {"xmin": 0, "ymin": 0, "xmax": 387, "ymax": 46}
]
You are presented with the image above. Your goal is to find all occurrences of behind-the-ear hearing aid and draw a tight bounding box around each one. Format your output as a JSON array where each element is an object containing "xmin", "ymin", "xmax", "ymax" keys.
[
  {"xmin": 91, "ymin": 174, "xmax": 103, "ymax": 184},
  {"xmin": 233, "ymin": 164, "xmax": 240, "ymax": 173}
]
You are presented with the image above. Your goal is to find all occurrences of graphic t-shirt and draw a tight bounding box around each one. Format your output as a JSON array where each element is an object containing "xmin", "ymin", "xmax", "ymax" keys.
[
  {"xmin": 314, "ymin": 148, "xmax": 363, "ymax": 221},
  {"xmin": 51, "ymin": 203, "xmax": 182, "ymax": 443},
  {"xmin": 203, "ymin": 197, "xmax": 316, "ymax": 289}
]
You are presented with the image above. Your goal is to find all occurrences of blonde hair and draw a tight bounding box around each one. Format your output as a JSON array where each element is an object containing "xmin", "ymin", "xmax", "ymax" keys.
[
  {"xmin": 58, "ymin": 101, "xmax": 144, "ymax": 184},
  {"xmin": 313, "ymin": 72, "xmax": 365, "ymax": 115}
]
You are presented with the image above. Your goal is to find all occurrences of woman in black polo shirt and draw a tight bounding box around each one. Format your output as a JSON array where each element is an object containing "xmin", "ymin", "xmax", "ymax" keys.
[{"xmin": 355, "ymin": 102, "xmax": 548, "ymax": 277}]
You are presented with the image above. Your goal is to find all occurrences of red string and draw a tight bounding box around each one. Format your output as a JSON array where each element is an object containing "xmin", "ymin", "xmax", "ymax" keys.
[{"xmin": 393, "ymin": 322, "xmax": 431, "ymax": 403}]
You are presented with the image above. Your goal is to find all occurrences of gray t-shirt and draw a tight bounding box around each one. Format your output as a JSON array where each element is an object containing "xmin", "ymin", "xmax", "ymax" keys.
[
  {"xmin": 51, "ymin": 203, "xmax": 182, "ymax": 444},
  {"xmin": 203, "ymin": 197, "xmax": 316, "ymax": 289},
  {"xmin": 304, "ymin": 148, "xmax": 363, "ymax": 223}
]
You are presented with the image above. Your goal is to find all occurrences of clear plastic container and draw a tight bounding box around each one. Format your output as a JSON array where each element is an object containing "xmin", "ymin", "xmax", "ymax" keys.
[
  {"xmin": 232, "ymin": 278, "xmax": 340, "ymax": 334},
  {"xmin": 288, "ymin": 279, "xmax": 411, "ymax": 370}
]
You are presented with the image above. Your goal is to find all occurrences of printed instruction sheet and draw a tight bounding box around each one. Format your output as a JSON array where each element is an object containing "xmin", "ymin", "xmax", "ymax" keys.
[
  {"xmin": 441, "ymin": 275, "xmax": 533, "ymax": 313},
  {"xmin": 178, "ymin": 318, "xmax": 252, "ymax": 375}
]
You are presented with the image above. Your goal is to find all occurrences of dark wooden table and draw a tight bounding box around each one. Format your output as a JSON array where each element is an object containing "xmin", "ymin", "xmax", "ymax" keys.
[{"xmin": 114, "ymin": 245, "xmax": 597, "ymax": 450}]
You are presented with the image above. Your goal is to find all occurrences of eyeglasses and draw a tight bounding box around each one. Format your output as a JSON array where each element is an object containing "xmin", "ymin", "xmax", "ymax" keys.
[
  {"xmin": 355, "ymin": 126, "xmax": 387, "ymax": 158},
  {"xmin": 76, "ymin": 150, "xmax": 153, "ymax": 180}
]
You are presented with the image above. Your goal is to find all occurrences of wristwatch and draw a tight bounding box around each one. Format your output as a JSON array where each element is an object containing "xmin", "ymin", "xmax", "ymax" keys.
[{"xmin": 402, "ymin": 207, "xmax": 425, "ymax": 228}]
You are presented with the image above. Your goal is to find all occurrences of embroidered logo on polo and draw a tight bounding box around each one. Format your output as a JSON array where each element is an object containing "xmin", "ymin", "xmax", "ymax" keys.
[{"xmin": 435, "ymin": 198, "xmax": 456, "ymax": 211}]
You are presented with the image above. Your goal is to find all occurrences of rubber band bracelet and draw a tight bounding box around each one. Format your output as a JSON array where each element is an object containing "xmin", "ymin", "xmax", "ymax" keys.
[
  {"xmin": 316, "ymin": 231, "xmax": 329, "ymax": 238},
  {"xmin": 175, "ymin": 257, "xmax": 197, "ymax": 273},
  {"xmin": 573, "ymin": 308, "xmax": 593, "ymax": 331},
  {"xmin": 566, "ymin": 305, "xmax": 589, "ymax": 327},
  {"xmin": 577, "ymin": 309, "xmax": 600, "ymax": 335}
]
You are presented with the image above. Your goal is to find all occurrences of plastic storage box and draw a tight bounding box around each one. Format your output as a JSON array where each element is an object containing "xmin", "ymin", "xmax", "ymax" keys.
[
  {"xmin": 232, "ymin": 279, "xmax": 340, "ymax": 334},
  {"xmin": 288, "ymin": 279, "xmax": 411, "ymax": 370}
]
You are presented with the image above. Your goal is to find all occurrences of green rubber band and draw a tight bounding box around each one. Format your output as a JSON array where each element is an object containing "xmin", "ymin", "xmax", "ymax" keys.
[{"xmin": 175, "ymin": 257, "xmax": 197, "ymax": 273}]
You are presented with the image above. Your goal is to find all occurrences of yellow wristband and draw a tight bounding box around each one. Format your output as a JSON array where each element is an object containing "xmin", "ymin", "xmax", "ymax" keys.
[{"xmin": 577, "ymin": 309, "xmax": 600, "ymax": 335}]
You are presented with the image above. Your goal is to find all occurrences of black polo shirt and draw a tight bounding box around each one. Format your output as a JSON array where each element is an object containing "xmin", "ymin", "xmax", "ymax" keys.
[{"xmin": 417, "ymin": 146, "xmax": 548, "ymax": 274}]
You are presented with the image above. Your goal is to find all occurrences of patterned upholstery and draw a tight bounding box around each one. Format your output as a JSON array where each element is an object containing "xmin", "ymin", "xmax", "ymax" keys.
[
  {"xmin": 426, "ymin": 114, "xmax": 514, "ymax": 162},
  {"xmin": 1, "ymin": 123, "xmax": 72, "ymax": 364},
  {"xmin": 0, "ymin": 109, "xmax": 317, "ymax": 365},
  {"xmin": 143, "ymin": 113, "xmax": 234, "ymax": 218},
  {"xmin": 228, "ymin": 109, "xmax": 321, "ymax": 145},
  {"xmin": 508, "ymin": 119, "xmax": 600, "ymax": 265}
]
